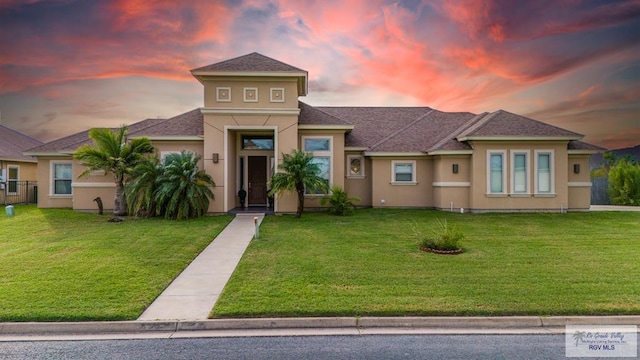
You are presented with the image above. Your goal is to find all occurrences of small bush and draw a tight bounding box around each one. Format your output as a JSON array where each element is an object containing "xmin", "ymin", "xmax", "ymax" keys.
[
  {"xmin": 320, "ymin": 186, "xmax": 360, "ymax": 216},
  {"xmin": 414, "ymin": 219, "xmax": 464, "ymax": 251}
]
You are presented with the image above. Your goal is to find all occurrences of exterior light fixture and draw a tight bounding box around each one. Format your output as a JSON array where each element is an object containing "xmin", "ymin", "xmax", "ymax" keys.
[
  {"xmin": 212, "ymin": 153, "xmax": 219, "ymax": 163},
  {"xmin": 452, "ymin": 164, "xmax": 459, "ymax": 173},
  {"xmin": 573, "ymin": 164, "xmax": 580, "ymax": 174}
]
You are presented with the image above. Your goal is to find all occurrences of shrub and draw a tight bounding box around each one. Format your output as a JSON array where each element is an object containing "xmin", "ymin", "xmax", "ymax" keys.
[
  {"xmin": 154, "ymin": 151, "xmax": 216, "ymax": 220},
  {"xmin": 414, "ymin": 219, "xmax": 464, "ymax": 251},
  {"xmin": 320, "ymin": 186, "xmax": 360, "ymax": 216},
  {"xmin": 608, "ymin": 159, "xmax": 640, "ymax": 206}
]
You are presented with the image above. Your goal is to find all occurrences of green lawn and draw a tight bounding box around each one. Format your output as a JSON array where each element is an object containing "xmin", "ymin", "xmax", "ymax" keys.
[
  {"xmin": 213, "ymin": 209, "xmax": 640, "ymax": 318},
  {"xmin": 0, "ymin": 205, "xmax": 232, "ymax": 322}
]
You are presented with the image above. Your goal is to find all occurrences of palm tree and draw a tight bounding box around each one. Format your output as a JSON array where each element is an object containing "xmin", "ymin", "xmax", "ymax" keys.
[
  {"xmin": 154, "ymin": 151, "xmax": 215, "ymax": 220},
  {"xmin": 124, "ymin": 155, "xmax": 163, "ymax": 217},
  {"xmin": 268, "ymin": 149, "xmax": 329, "ymax": 218},
  {"xmin": 74, "ymin": 126, "xmax": 154, "ymax": 216}
]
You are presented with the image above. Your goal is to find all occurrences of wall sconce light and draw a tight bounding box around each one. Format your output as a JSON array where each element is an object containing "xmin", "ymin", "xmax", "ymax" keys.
[
  {"xmin": 212, "ymin": 153, "xmax": 219, "ymax": 163},
  {"xmin": 452, "ymin": 164, "xmax": 459, "ymax": 174},
  {"xmin": 574, "ymin": 164, "xmax": 580, "ymax": 174}
]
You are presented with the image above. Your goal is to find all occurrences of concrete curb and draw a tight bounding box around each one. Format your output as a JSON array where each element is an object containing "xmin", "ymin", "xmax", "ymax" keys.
[{"xmin": 1, "ymin": 316, "xmax": 638, "ymax": 336}]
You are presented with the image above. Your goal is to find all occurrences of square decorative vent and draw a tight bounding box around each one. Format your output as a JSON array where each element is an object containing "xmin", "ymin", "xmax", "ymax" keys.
[
  {"xmin": 270, "ymin": 88, "xmax": 285, "ymax": 102},
  {"xmin": 244, "ymin": 87, "xmax": 258, "ymax": 102},
  {"xmin": 216, "ymin": 87, "xmax": 231, "ymax": 102}
]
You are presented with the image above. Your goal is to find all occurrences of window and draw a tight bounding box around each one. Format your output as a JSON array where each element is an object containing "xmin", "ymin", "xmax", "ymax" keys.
[
  {"xmin": 392, "ymin": 160, "xmax": 416, "ymax": 184},
  {"xmin": 511, "ymin": 151, "xmax": 529, "ymax": 194},
  {"xmin": 242, "ymin": 135, "xmax": 274, "ymax": 150},
  {"xmin": 535, "ymin": 150, "xmax": 554, "ymax": 194},
  {"xmin": 487, "ymin": 151, "xmax": 506, "ymax": 194},
  {"xmin": 52, "ymin": 162, "xmax": 72, "ymax": 195},
  {"xmin": 8, "ymin": 166, "xmax": 19, "ymax": 194},
  {"xmin": 347, "ymin": 155, "xmax": 364, "ymax": 178},
  {"xmin": 303, "ymin": 137, "xmax": 331, "ymax": 194}
]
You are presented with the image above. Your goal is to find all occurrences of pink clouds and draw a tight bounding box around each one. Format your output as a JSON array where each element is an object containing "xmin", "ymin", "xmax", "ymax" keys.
[{"xmin": 0, "ymin": 0, "xmax": 638, "ymax": 149}]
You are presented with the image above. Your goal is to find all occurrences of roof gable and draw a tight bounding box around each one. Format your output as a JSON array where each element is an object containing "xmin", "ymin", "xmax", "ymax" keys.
[
  {"xmin": 191, "ymin": 52, "xmax": 306, "ymax": 73},
  {"xmin": 458, "ymin": 110, "xmax": 583, "ymax": 140},
  {"xmin": 0, "ymin": 125, "xmax": 43, "ymax": 162}
]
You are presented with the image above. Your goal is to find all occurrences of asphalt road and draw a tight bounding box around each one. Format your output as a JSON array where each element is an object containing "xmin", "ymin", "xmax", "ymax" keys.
[{"xmin": 0, "ymin": 334, "xmax": 589, "ymax": 360}]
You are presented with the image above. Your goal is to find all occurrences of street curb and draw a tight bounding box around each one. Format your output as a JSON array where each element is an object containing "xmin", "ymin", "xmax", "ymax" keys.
[{"xmin": 1, "ymin": 316, "xmax": 639, "ymax": 336}]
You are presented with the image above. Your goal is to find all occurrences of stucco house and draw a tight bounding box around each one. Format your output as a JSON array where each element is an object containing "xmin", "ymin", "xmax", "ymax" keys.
[
  {"xmin": 1, "ymin": 124, "xmax": 43, "ymax": 205},
  {"xmin": 25, "ymin": 52, "xmax": 604, "ymax": 213}
]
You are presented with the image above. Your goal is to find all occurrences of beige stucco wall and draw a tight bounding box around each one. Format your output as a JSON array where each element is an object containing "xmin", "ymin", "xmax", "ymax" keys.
[
  {"xmin": 468, "ymin": 140, "xmax": 570, "ymax": 212},
  {"xmin": 203, "ymin": 112, "xmax": 300, "ymax": 213},
  {"xmin": 431, "ymin": 155, "xmax": 471, "ymax": 211},
  {"xmin": 344, "ymin": 154, "xmax": 372, "ymax": 207},
  {"xmin": 567, "ymin": 154, "xmax": 592, "ymax": 211},
  {"xmin": 203, "ymin": 77, "xmax": 300, "ymax": 109},
  {"xmin": 370, "ymin": 156, "xmax": 433, "ymax": 208}
]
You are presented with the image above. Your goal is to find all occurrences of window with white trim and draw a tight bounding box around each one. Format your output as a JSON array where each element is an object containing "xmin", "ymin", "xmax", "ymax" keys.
[
  {"xmin": 303, "ymin": 137, "xmax": 332, "ymax": 194},
  {"xmin": 510, "ymin": 151, "xmax": 529, "ymax": 194},
  {"xmin": 52, "ymin": 162, "xmax": 72, "ymax": 195},
  {"xmin": 391, "ymin": 160, "xmax": 416, "ymax": 184},
  {"xmin": 487, "ymin": 151, "xmax": 506, "ymax": 194},
  {"xmin": 8, "ymin": 165, "xmax": 19, "ymax": 194},
  {"xmin": 535, "ymin": 150, "xmax": 554, "ymax": 194}
]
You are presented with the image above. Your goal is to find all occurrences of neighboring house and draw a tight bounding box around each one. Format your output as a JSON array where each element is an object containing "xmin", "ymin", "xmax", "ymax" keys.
[
  {"xmin": 25, "ymin": 52, "xmax": 604, "ymax": 213},
  {"xmin": 1, "ymin": 124, "xmax": 43, "ymax": 205}
]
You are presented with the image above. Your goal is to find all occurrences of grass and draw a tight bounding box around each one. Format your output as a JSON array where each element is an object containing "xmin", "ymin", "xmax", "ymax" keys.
[
  {"xmin": 0, "ymin": 205, "xmax": 232, "ymax": 322},
  {"xmin": 212, "ymin": 209, "xmax": 640, "ymax": 318}
]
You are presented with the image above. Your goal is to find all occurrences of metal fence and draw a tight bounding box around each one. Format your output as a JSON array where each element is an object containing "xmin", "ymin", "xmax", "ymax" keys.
[
  {"xmin": 590, "ymin": 177, "xmax": 610, "ymax": 205},
  {"xmin": 1, "ymin": 181, "xmax": 38, "ymax": 205}
]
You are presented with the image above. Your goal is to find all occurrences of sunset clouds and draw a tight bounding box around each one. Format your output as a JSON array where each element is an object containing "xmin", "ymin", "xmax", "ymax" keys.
[{"xmin": 1, "ymin": 0, "xmax": 638, "ymax": 148}]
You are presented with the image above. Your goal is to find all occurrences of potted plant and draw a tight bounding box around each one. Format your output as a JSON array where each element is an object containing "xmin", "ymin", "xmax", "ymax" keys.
[{"xmin": 238, "ymin": 188, "xmax": 247, "ymax": 208}]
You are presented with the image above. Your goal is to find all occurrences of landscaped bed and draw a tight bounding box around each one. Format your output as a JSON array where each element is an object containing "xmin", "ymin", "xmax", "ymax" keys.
[
  {"xmin": 0, "ymin": 205, "xmax": 232, "ymax": 322},
  {"xmin": 213, "ymin": 209, "xmax": 640, "ymax": 318}
]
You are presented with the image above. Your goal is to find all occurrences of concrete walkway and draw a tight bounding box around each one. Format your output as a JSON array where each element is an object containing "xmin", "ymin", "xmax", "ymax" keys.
[{"xmin": 137, "ymin": 213, "xmax": 264, "ymax": 321}]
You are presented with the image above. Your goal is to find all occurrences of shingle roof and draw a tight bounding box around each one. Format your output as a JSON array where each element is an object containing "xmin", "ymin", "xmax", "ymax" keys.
[
  {"xmin": 191, "ymin": 52, "xmax": 306, "ymax": 73},
  {"xmin": 129, "ymin": 108, "xmax": 203, "ymax": 137},
  {"xmin": 300, "ymin": 103, "xmax": 477, "ymax": 152},
  {"xmin": 0, "ymin": 125, "xmax": 43, "ymax": 162},
  {"xmin": 25, "ymin": 118, "xmax": 166, "ymax": 154},
  {"xmin": 460, "ymin": 110, "xmax": 583, "ymax": 138},
  {"xmin": 568, "ymin": 140, "xmax": 607, "ymax": 151},
  {"xmin": 29, "ymin": 104, "xmax": 600, "ymax": 156}
]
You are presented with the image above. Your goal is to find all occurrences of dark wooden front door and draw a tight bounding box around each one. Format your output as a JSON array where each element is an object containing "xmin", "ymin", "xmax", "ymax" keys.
[{"xmin": 248, "ymin": 156, "xmax": 267, "ymax": 205}]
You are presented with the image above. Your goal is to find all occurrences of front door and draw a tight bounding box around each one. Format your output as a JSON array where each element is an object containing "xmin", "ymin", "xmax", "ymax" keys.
[{"xmin": 248, "ymin": 156, "xmax": 267, "ymax": 205}]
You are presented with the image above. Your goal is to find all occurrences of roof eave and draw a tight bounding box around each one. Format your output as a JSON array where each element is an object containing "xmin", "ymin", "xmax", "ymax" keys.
[
  {"xmin": 130, "ymin": 136, "xmax": 204, "ymax": 141},
  {"xmin": 568, "ymin": 149, "xmax": 604, "ymax": 155},
  {"xmin": 457, "ymin": 135, "xmax": 583, "ymax": 142},
  {"xmin": 23, "ymin": 151, "xmax": 75, "ymax": 157},
  {"xmin": 190, "ymin": 70, "xmax": 308, "ymax": 96},
  {"xmin": 0, "ymin": 157, "xmax": 38, "ymax": 163},
  {"xmin": 298, "ymin": 125, "xmax": 354, "ymax": 133},
  {"xmin": 364, "ymin": 152, "xmax": 429, "ymax": 157},
  {"xmin": 427, "ymin": 150, "xmax": 474, "ymax": 155}
]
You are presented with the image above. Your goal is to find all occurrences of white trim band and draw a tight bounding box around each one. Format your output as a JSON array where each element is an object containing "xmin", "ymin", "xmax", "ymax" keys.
[
  {"xmin": 71, "ymin": 182, "xmax": 116, "ymax": 188},
  {"xmin": 201, "ymin": 108, "xmax": 300, "ymax": 116},
  {"xmin": 432, "ymin": 182, "xmax": 471, "ymax": 187},
  {"xmin": 568, "ymin": 182, "xmax": 592, "ymax": 187}
]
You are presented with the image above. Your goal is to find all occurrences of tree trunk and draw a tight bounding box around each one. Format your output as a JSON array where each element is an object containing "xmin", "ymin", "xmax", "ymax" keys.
[
  {"xmin": 114, "ymin": 180, "xmax": 127, "ymax": 216},
  {"xmin": 296, "ymin": 187, "xmax": 305, "ymax": 218}
]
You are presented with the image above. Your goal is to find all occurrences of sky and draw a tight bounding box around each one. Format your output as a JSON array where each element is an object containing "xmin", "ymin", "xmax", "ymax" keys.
[{"xmin": 0, "ymin": 0, "xmax": 639, "ymax": 149}]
